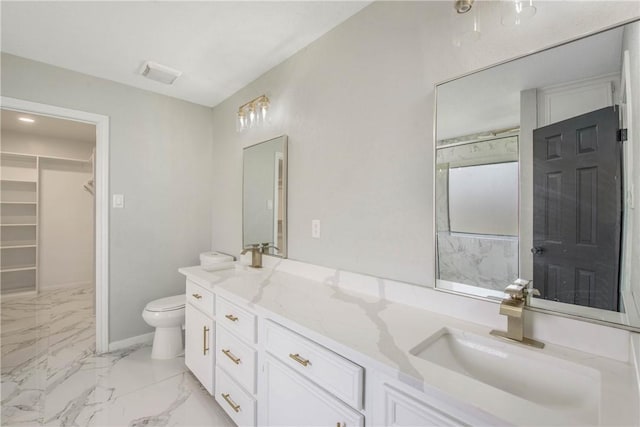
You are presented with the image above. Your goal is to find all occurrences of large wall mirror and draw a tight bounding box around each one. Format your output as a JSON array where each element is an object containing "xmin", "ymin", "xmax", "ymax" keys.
[
  {"xmin": 434, "ymin": 20, "xmax": 640, "ymax": 329},
  {"xmin": 243, "ymin": 135, "xmax": 287, "ymax": 258}
]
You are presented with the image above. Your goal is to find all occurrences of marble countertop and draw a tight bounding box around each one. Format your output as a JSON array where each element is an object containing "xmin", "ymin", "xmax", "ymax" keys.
[{"xmin": 179, "ymin": 264, "xmax": 639, "ymax": 426}]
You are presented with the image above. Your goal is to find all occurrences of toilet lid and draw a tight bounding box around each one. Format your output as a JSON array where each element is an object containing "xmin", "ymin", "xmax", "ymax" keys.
[{"xmin": 145, "ymin": 295, "xmax": 185, "ymax": 312}]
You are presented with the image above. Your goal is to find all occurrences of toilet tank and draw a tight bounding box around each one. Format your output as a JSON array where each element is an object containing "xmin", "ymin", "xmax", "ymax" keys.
[{"xmin": 200, "ymin": 251, "xmax": 234, "ymax": 267}]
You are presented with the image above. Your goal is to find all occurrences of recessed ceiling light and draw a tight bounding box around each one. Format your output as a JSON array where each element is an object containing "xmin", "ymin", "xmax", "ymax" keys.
[{"xmin": 18, "ymin": 117, "xmax": 35, "ymax": 123}]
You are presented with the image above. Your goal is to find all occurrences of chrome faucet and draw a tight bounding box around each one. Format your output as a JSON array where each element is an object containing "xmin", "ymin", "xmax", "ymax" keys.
[
  {"xmin": 490, "ymin": 279, "xmax": 545, "ymax": 348},
  {"xmin": 241, "ymin": 244, "xmax": 263, "ymax": 268},
  {"xmin": 240, "ymin": 243, "xmax": 280, "ymax": 268}
]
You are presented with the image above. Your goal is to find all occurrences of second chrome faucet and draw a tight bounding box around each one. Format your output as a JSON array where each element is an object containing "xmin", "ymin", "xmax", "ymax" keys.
[
  {"xmin": 241, "ymin": 243, "xmax": 279, "ymax": 268},
  {"xmin": 490, "ymin": 279, "xmax": 545, "ymax": 349}
]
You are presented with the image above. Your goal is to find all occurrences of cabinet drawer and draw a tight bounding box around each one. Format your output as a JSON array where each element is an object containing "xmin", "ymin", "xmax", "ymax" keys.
[
  {"xmin": 383, "ymin": 384, "xmax": 467, "ymax": 427},
  {"xmin": 215, "ymin": 366, "xmax": 256, "ymax": 427},
  {"xmin": 186, "ymin": 279, "xmax": 214, "ymax": 316},
  {"xmin": 264, "ymin": 320, "xmax": 363, "ymax": 410},
  {"xmin": 216, "ymin": 297, "xmax": 257, "ymax": 344},
  {"xmin": 265, "ymin": 355, "xmax": 364, "ymax": 427},
  {"xmin": 216, "ymin": 324, "xmax": 257, "ymax": 393}
]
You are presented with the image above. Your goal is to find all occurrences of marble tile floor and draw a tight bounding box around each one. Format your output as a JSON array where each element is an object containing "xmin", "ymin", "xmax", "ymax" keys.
[{"xmin": 1, "ymin": 285, "xmax": 234, "ymax": 426}]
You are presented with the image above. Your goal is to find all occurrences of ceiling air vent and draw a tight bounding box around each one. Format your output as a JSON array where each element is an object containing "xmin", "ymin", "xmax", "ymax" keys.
[{"xmin": 140, "ymin": 61, "xmax": 182, "ymax": 85}]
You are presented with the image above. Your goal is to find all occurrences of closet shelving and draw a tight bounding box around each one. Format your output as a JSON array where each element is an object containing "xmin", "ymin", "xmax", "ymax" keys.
[{"xmin": 0, "ymin": 151, "xmax": 92, "ymax": 296}]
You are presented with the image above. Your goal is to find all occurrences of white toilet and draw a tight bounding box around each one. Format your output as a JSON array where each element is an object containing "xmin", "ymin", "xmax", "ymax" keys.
[{"xmin": 142, "ymin": 294, "xmax": 185, "ymax": 359}]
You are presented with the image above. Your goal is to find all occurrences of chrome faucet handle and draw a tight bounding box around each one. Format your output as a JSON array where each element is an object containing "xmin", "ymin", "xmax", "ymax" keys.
[
  {"xmin": 524, "ymin": 287, "xmax": 540, "ymax": 297},
  {"xmin": 261, "ymin": 243, "xmax": 280, "ymax": 252},
  {"xmin": 504, "ymin": 279, "xmax": 532, "ymax": 300},
  {"xmin": 240, "ymin": 243, "xmax": 260, "ymax": 255},
  {"xmin": 523, "ymin": 286, "xmax": 541, "ymax": 306},
  {"xmin": 504, "ymin": 283, "xmax": 525, "ymax": 299}
]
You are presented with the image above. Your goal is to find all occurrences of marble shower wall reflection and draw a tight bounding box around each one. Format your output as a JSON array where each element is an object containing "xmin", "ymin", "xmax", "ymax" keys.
[{"xmin": 436, "ymin": 135, "xmax": 519, "ymax": 292}]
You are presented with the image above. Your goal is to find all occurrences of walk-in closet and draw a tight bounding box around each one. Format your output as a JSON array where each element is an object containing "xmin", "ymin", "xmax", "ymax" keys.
[{"xmin": 0, "ymin": 109, "xmax": 95, "ymax": 296}]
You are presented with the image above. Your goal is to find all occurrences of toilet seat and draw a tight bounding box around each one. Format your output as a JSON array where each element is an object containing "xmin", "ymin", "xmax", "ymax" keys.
[{"xmin": 144, "ymin": 295, "xmax": 185, "ymax": 312}]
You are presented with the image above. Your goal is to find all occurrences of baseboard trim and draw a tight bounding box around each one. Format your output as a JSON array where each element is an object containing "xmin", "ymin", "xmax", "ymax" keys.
[
  {"xmin": 41, "ymin": 281, "xmax": 93, "ymax": 291},
  {"xmin": 108, "ymin": 332, "xmax": 154, "ymax": 352}
]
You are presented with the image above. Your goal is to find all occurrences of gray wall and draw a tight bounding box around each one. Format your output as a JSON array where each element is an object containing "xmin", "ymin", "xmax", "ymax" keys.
[
  {"xmin": 1, "ymin": 54, "xmax": 213, "ymax": 342},
  {"xmin": 210, "ymin": 1, "xmax": 639, "ymax": 285}
]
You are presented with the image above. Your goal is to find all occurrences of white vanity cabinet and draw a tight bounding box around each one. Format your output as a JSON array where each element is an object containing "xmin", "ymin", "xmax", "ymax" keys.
[
  {"xmin": 184, "ymin": 280, "xmax": 215, "ymax": 394},
  {"xmin": 179, "ymin": 268, "xmax": 508, "ymax": 427}
]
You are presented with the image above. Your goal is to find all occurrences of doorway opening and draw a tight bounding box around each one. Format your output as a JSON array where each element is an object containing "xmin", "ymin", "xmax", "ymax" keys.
[{"xmin": 0, "ymin": 97, "xmax": 109, "ymax": 353}]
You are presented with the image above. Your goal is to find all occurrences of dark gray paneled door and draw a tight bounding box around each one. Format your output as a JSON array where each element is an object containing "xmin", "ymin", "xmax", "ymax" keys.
[{"xmin": 532, "ymin": 106, "xmax": 622, "ymax": 311}]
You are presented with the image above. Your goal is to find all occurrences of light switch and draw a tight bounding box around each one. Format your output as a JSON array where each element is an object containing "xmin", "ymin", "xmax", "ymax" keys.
[
  {"xmin": 267, "ymin": 199, "xmax": 273, "ymax": 210},
  {"xmin": 113, "ymin": 194, "xmax": 124, "ymax": 209},
  {"xmin": 311, "ymin": 220, "xmax": 321, "ymax": 238}
]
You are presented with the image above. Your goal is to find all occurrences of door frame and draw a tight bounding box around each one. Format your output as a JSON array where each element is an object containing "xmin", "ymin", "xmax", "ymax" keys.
[{"xmin": 1, "ymin": 96, "xmax": 110, "ymax": 353}]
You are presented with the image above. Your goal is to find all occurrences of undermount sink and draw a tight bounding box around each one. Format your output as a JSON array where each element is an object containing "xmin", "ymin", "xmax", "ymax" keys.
[{"xmin": 410, "ymin": 328, "xmax": 601, "ymax": 422}]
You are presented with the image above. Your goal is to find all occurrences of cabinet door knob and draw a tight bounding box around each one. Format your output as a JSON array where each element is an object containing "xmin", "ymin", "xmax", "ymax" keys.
[
  {"xmin": 225, "ymin": 314, "xmax": 239, "ymax": 322},
  {"xmin": 192, "ymin": 293, "xmax": 202, "ymax": 299},
  {"xmin": 289, "ymin": 353, "xmax": 310, "ymax": 367},
  {"xmin": 221, "ymin": 393, "xmax": 241, "ymax": 413}
]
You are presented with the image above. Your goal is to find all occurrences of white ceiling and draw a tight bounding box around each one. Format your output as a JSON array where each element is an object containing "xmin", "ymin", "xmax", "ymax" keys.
[
  {"xmin": 1, "ymin": 1, "xmax": 370, "ymax": 107},
  {"xmin": 437, "ymin": 26, "xmax": 624, "ymax": 140},
  {"xmin": 1, "ymin": 109, "xmax": 96, "ymax": 142}
]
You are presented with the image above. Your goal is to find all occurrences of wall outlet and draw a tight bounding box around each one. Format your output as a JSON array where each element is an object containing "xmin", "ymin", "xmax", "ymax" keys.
[
  {"xmin": 311, "ymin": 219, "xmax": 321, "ymax": 238},
  {"xmin": 112, "ymin": 194, "xmax": 124, "ymax": 209}
]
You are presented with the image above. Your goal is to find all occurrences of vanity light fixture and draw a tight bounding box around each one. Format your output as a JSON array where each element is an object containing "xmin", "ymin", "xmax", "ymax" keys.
[
  {"xmin": 18, "ymin": 117, "xmax": 35, "ymax": 123},
  {"xmin": 501, "ymin": 0, "xmax": 536, "ymax": 26},
  {"xmin": 236, "ymin": 94, "xmax": 270, "ymax": 132}
]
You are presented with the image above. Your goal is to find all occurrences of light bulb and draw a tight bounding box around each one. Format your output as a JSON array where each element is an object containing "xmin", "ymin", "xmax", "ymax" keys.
[
  {"xmin": 249, "ymin": 107, "xmax": 256, "ymax": 128},
  {"xmin": 453, "ymin": 3, "xmax": 481, "ymax": 47},
  {"xmin": 501, "ymin": 0, "xmax": 536, "ymax": 27},
  {"xmin": 236, "ymin": 110, "xmax": 247, "ymax": 132},
  {"xmin": 260, "ymin": 100, "xmax": 269, "ymax": 123}
]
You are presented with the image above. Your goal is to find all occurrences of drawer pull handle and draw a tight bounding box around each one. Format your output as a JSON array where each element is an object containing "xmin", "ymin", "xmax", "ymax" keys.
[
  {"xmin": 203, "ymin": 326, "xmax": 210, "ymax": 355},
  {"xmin": 192, "ymin": 293, "xmax": 202, "ymax": 300},
  {"xmin": 221, "ymin": 393, "xmax": 241, "ymax": 413},
  {"xmin": 222, "ymin": 348, "xmax": 241, "ymax": 365},
  {"xmin": 225, "ymin": 314, "xmax": 239, "ymax": 322},
  {"xmin": 289, "ymin": 353, "xmax": 310, "ymax": 367}
]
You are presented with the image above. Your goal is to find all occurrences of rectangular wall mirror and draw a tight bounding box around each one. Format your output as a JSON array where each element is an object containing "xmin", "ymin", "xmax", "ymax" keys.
[
  {"xmin": 434, "ymin": 20, "xmax": 639, "ymax": 330},
  {"xmin": 243, "ymin": 135, "xmax": 287, "ymax": 258}
]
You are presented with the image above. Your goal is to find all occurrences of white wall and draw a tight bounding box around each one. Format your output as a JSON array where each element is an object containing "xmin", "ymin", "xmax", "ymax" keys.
[
  {"xmin": 1, "ymin": 130, "xmax": 95, "ymax": 289},
  {"xmin": 210, "ymin": 1, "xmax": 640, "ymax": 285},
  {"xmin": 40, "ymin": 161, "xmax": 93, "ymax": 289},
  {"xmin": 1, "ymin": 130, "xmax": 94, "ymax": 159},
  {"xmin": 1, "ymin": 55, "xmax": 214, "ymax": 342}
]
